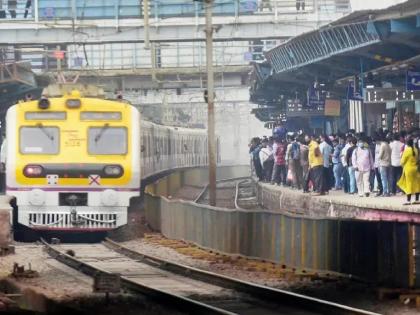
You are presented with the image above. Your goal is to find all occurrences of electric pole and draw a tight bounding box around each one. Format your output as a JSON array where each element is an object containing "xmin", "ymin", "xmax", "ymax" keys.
[
  {"xmin": 143, "ymin": 0, "xmax": 150, "ymax": 49},
  {"xmin": 205, "ymin": 0, "xmax": 217, "ymax": 206}
]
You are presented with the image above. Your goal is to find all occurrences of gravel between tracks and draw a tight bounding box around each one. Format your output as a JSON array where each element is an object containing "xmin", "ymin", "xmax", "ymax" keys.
[
  {"xmin": 122, "ymin": 236, "xmax": 419, "ymax": 315},
  {"xmin": 0, "ymin": 244, "xmax": 94, "ymax": 301}
]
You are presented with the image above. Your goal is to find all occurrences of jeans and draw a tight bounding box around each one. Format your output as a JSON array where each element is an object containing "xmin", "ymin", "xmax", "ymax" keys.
[
  {"xmin": 374, "ymin": 167, "xmax": 383, "ymax": 195},
  {"xmin": 379, "ymin": 166, "xmax": 391, "ymax": 195},
  {"xmin": 311, "ymin": 165, "xmax": 325, "ymax": 193},
  {"xmin": 263, "ymin": 159, "xmax": 274, "ymax": 182},
  {"xmin": 272, "ymin": 164, "xmax": 287, "ymax": 185},
  {"xmin": 391, "ymin": 166, "xmax": 402, "ymax": 194},
  {"xmin": 342, "ymin": 166, "xmax": 349, "ymax": 193},
  {"xmin": 333, "ymin": 163, "xmax": 343, "ymax": 189},
  {"xmin": 348, "ymin": 166, "xmax": 356, "ymax": 194}
]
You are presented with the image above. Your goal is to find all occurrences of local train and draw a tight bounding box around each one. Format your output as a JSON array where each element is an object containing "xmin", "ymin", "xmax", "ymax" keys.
[{"xmin": 4, "ymin": 90, "xmax": 210, "ymax": 232}]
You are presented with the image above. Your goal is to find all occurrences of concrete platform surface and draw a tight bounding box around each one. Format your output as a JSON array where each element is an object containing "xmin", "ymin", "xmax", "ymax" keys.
[{"xmin": 258, "ymin": 182, "xmax": 420, "ymax": 223}]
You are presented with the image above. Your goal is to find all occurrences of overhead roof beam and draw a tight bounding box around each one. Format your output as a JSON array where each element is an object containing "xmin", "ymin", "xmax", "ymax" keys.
[{"xmin": 391, "ymin": 16, "xmax": 420, "ymax": 34}]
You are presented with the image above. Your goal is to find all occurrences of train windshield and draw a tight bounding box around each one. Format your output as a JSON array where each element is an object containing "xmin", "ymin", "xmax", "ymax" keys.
[
  {"xmin": 88, "ymin": 127, "xmax": 127, "ymax": 155},
  {"xmin": 20, "ymin": 126, "xmax": 59, "ymax": 154}
]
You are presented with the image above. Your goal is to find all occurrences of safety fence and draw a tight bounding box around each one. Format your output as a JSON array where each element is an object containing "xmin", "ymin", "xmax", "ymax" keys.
[
  {"xmin": 0, "ymin": 0, "xmax": 350, "ymax": 21},
  {"xmin": 145, "ymin": 166, "xmax": 419, "ymax": 288}
]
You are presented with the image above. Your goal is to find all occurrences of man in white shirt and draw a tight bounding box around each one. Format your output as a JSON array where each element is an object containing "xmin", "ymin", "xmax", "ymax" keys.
[
  {"xmin": 389, "ymin": 133, "xmax": 404, "ymax": 195},
  {"xmin": 259, "ymin": 139, "xmax": 274, "ymax": 182}
]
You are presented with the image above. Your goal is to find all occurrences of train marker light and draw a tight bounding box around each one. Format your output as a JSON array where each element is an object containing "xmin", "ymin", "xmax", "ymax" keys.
[
  {"xmin": 38, "ymin": 97, "xmax": 50, "ymax": 110},
  {"xmin": 103, "ymin": 165, "xmax": 123, "ymax": 177},
  {"xmin": 66, "ymin": 99, "xmax": 81, "ymax": 109},
  {"xmin": 24, "ymin": 165, "xmax": 44, "ymax": 177}
]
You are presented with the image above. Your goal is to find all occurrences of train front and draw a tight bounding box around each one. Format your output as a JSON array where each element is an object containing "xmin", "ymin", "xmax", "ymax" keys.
[{"xmin": 5, "ymin": 91, "xmax": 140, "ymax": 231}]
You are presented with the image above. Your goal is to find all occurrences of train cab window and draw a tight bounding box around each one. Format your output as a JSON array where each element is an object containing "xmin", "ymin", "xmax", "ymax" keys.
[
  {"xmin": 20, "ymin": 126, "xmax": 59, "ymax": 154},
  {"xmin": 88, "ymin": 127, "xmax": 127, "ymax": 155}
]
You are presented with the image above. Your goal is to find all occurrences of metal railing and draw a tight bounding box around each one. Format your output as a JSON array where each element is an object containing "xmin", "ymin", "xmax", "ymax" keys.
[
  {"xmin": 0, "ymin": 0, "xmax": 351, "ymax": 22},
  {"xmin": 16, "ymin": 41, "xmax": 276, "ymax": 71},
  {"xmin": 0, "ymin": 0, "xmax": 33, "ymax": 20}
]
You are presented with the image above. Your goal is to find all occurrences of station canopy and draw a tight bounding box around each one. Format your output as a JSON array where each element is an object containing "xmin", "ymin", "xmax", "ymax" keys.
[{"xmin": 250, "ymin": 0, "xmax": 420, "ymax": 118}]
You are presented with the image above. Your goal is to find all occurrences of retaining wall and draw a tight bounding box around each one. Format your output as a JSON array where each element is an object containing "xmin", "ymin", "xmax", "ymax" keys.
[
  {"xmin": 145, "ymin": 166, "xmax": 418, "ymax": 288},
  {"xmin": 0, "ymin": 197, "xmax": 12, "ymax": 246}
]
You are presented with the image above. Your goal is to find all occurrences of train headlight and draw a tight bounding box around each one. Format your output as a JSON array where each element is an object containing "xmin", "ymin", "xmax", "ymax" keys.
[
  {"xmin": 103, "ymin": 165, "xmax": 123, "ymax": 177},
  {"xmin": 101, "ymin": 189, "xmax": 118, "ymax": 206},
  {"xmin": 29, "ymin": 189, "xmax": 45, "ymax": 206},
  {"xmin": 23, "ymin": 165, "xmax": 44, "ymax": 177},
  {"xmin": 38, "ymin": 97, "xmax": 50, "ymax": 110}
]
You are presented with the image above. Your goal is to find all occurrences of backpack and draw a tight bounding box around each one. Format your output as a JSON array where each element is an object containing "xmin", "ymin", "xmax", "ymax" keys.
[{"xmin": 291, "ymin": 142, "xmax": 300, "ymax": 160}]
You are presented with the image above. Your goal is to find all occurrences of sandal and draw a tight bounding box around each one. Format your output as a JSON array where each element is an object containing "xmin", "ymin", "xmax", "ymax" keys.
[{"xmin": 403, "ymin": 202, "xmax": 412, "ymax": 206}]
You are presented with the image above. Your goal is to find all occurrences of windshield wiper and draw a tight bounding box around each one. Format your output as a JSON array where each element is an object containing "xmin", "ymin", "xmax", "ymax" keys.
[
  {"xmin": 94, "ymin": 123, "xmax": 109, "ymax": 143},
  {"xmin": 36, "ymin": 123, "xmax": 54, "ymax": 141}
]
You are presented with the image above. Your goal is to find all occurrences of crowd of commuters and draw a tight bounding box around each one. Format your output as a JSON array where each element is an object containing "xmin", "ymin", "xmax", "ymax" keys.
[{"xmin": 249, "ymin": 127, "xmax": 420, "ymax": 205}]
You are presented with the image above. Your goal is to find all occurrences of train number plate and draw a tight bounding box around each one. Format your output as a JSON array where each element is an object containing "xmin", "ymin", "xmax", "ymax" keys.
[{"xmin": 93, "ymin": 272, "xmax": 121, "ymax": 293}]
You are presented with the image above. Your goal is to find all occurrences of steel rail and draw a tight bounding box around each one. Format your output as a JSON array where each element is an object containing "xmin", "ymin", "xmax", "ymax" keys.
[
  {"xmin": 40, "ymin": 238, "xmax": 236, "ymax": 315},
  {"xmin": 234, "ymin": 179, "xmax": 249, "ymax": 210},
  {"xmin": 103, "ymin": 238, "xmax": 382, "ymax": 315},
  {"xmin": 194, "ymin": 176, "xmax": 250, "ymax": 204}
]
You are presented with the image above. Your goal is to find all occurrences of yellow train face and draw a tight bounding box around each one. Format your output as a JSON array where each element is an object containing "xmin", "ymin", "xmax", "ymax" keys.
[{"xmin": 13, "ymin": 94, "xmax": 136, "ymax": 188}]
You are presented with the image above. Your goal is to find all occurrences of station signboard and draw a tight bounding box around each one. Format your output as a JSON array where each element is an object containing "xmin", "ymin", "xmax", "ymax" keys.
[{"xmin": 324, "ymin": 99, "xmax": 340, "ymax": 116}]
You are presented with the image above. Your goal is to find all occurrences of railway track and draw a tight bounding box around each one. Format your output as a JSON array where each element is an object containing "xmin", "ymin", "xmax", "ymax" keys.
[
  {"xmin": 41, "ymin": 238, "xmax": 380, "ymax": 315},
  {"xmin": 234, "ymin": 179, "xmax": 259, "ymax": 210},
  {"xmin": 194, "ymin": 177, "xmax": 249, "ymax": 207}
]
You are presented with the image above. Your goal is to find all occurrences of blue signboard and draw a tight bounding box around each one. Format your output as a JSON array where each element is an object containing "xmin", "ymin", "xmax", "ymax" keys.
[
  {"xmin": 307, "ymin": 86, "xmax": 325, "ymax": 108},
  {"xmin": 406, "ymin": 70, "xmax": 420, "ymax": 91},
  {"xmin": 42, "ymin": 7, "xmax": 55, "ymax": 18}
]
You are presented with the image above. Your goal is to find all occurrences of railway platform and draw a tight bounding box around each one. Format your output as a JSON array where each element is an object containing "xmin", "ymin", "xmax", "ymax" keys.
[{"xmin": 258, "ymin": 182, "xmax": 420, "ymax": 223}]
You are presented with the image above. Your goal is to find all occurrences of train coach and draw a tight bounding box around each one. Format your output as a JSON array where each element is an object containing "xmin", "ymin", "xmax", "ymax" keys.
[{"xmin": 3, "ymin": 90, "xmax": 209, "ymax": 232}]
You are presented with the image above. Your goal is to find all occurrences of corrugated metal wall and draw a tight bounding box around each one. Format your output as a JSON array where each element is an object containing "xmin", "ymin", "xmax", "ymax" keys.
[{"xmin": 145, "ymin": 168, "xmax": 418, "ymax": 288}]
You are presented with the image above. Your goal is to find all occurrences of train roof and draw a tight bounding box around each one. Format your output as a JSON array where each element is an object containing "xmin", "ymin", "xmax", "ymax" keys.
[{"xmin": 140, "ymin": 119, "xmax": 207, "ymax": 135}]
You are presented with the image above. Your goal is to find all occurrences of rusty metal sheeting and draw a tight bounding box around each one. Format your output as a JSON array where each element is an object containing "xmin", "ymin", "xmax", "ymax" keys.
[
  {"xmin": 145, "ymin": 168, "xmax": 419, "ymax": 288},
  {"xmin": 0, "ymin": 208, "xmax": 12, "ymax": 247}
]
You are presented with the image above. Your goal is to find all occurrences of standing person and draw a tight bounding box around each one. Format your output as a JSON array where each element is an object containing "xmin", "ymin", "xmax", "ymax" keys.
[
  {"xmin": 398, "ymin": 138, "xmax": 420, "ymax": 205},
  {"xmin": 378, "ymin": 136, "xmax": 392, "ymax": 197},
  {"xmin": 346, "ymin": 137, "xmax": 357, "ymax": 194},
  {"xmin": 24, "ymin": 0, "xmax": 31, "ymax": 18},
  {"xmin": 250, "ymin": 138, "xmax": 263, "ymax": 181},
  {"xmin": 271, "ymin": 137, "xmax": 287, "ymax": 185},
  {"xmin": 286, "ymin": 136, "xmax": 302, "ymax": 189},
  {"xmin": 285, "ymin": 136, "xmax": 294, "ymax": 187},
  {"xmin": 299, "ymin": 136, "xmax": 310, "ymax": 193},
  {"xmin": 332, "ymin": 138, "xmax": 344, "ymax": 190},
  {"xmin": 373, "ymin": 134, "xmax": 383, "ymax": 196},
  {"xmin": 340, "ymin": 136, "xmax": 351, "ymax": 193},
  {"xmin": 259, "ymin": 139, "xmax": 274, "ymax": 182},
  {"xmin": 308, "ymin": 135, "xmax": 325, "ymax": 195},
  {"xmin": 319, "ymin": 135, "xmax": 333, "ymax": 193},
  {"xmin": 296, "ymin": 0, "xmax": 305, "ymax": 10},
  {"xmin": 352, "ymin": 138, "xmax": 374, "ymax": 197},
  {"xmin": 390, "ymin": 133, "xmax": 404, "ymax": 195}
]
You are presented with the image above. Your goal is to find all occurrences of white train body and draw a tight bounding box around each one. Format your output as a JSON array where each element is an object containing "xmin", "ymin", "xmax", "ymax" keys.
[{"xmin": 4, "ymin": 93, "xmax": 209, "ymax": 232}]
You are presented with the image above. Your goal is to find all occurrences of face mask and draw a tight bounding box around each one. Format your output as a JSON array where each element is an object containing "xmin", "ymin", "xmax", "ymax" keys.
[{"xmin": 357, "ymin": 142, "xmax": 364, "ymax": 148}]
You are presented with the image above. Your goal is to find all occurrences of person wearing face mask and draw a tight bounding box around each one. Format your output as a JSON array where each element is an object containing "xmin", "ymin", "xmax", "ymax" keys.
[{"xmin": 352, "ymin": 138, "xmax": 374, "ymax": 197}]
